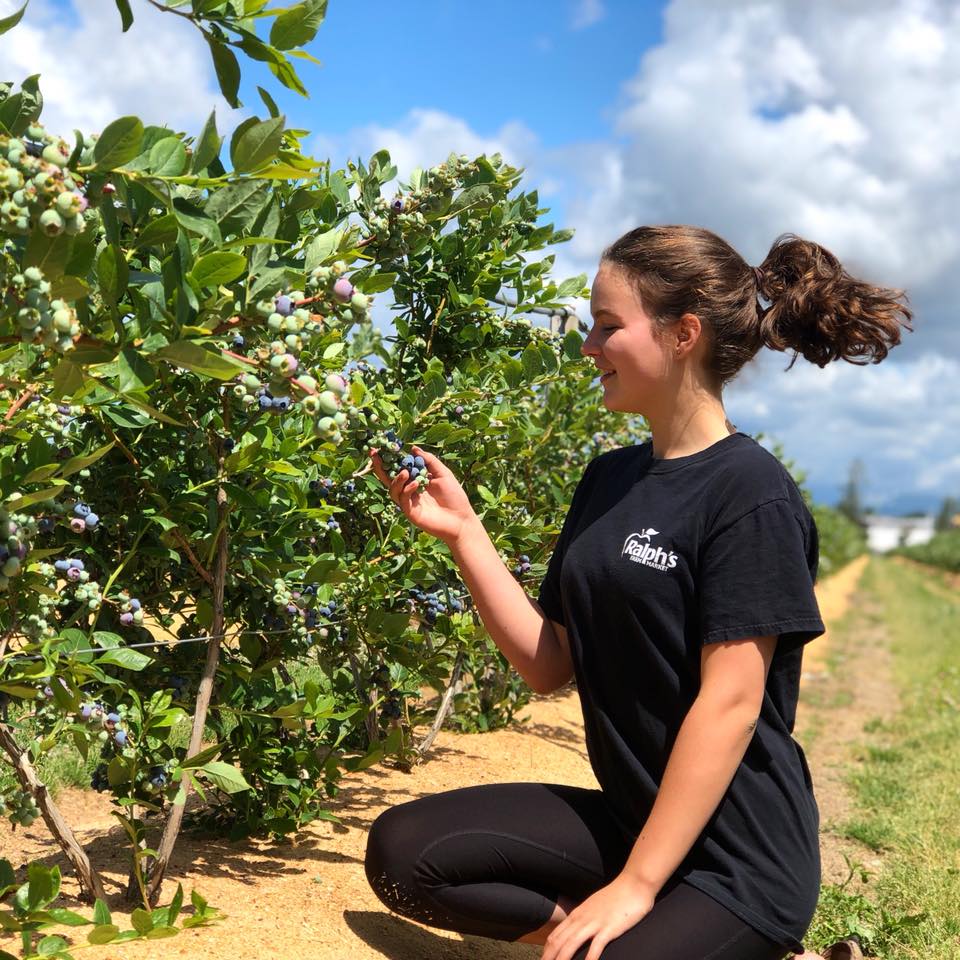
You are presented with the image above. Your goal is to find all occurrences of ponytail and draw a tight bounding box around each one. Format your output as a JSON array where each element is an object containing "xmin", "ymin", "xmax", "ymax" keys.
[{"xmin": 754, "ymin": 233, "xmax": 913, "ymax": 370}]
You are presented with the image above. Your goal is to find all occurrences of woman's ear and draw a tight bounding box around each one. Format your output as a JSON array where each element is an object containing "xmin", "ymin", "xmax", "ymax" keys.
[{"xmin": 675, "ymin": 312, "xmax": 703, "ymax": 357}]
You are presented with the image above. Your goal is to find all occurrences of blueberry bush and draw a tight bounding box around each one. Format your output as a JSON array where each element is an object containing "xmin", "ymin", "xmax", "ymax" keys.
[{"xmin": 0, "ymin": 0, "xmax": 647, "ymax": 923}]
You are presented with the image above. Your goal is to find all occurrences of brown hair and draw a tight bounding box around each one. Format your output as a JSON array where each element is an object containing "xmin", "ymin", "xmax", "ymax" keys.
[{"xmin": 600, "ymin": 225, "xmax": 914, "ymax": 390}]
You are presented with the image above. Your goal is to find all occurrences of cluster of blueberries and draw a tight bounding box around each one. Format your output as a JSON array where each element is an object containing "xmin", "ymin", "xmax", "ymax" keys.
[
  {"xmin": 308, "ymin": 477, "xmax": 357, "ymax": 499},
  {"xmin": 512, "ymin": 555, "xmax": 532, "ymax": 577},
  {"xmin": 256, "ymin": 387, "xmax": 292, "ymax": 413},
  {"xmin": 366, "ymin": 429, "xmax": 432, "ymax": 488},
  {"xmin": 70, "ymin": 501, "xmax": 99, "ymax": 532},
  {"xmin": 2, "ymin": 789, "xmax": 40, "ymax": 827},
  {"xmin": 406, "ymin": 586, "xmax": 468, "ymax": 624},
  {"xmin": 79, "ymin": 701, "xmax": 129, "ymax": 747},
  {"xmin": 53, "ymin": 556, "xmax": 85, "ymax": 580},
  {"xmin": 119, "ymin": 596, "xmax": 143, "ymax": 626}
]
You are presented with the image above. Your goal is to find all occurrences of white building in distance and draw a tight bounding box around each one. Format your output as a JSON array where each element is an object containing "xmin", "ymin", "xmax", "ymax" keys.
[{"xmin": 863, "ymin": 514, "xmax": 937, "ymax": 553}]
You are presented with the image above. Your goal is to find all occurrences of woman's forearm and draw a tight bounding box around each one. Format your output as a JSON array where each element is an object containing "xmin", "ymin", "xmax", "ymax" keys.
[{"xmin": 618, "ymin": 694, "xmax": 759, "ymax": 893}]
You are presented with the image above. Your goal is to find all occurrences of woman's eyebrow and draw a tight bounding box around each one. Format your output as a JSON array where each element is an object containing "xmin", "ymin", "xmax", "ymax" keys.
[{"xmin": 590, "ymin": 308, "xmax": 621, "ymax": 320}]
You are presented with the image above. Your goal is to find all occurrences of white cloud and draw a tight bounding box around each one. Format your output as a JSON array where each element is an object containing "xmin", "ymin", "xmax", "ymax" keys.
[
  {"xmin": 312, "ymin": 108, "xmax": 546, "ymax": 191},
  {"xmin": 0, "ymin": 0, "xmax": 236, "ymax": 137},
  {"xmin": 555, "ymin": 0, "xmax": 960, "ymax": 358},
  {"xmin": 571, "ymin": 0, "xmax": 606, "ymax": 30}
]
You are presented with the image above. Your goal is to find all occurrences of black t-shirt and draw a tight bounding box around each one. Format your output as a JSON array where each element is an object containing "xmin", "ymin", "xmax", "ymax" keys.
[{"xmin": 537, "ymin": 431, "xmax": 824, "ymax": 953}]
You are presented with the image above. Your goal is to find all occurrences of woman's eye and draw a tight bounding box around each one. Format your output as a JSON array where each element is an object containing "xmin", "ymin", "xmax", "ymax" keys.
[{"xmin": 602, "ymin": 326, "xmax": 618, "ymax": 332}]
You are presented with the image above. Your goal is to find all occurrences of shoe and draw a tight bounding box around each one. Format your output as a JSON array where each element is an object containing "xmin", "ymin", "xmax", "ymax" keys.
[{"xmin": 820, "ymin": 935, "xmax": 865, "ymax": 959}]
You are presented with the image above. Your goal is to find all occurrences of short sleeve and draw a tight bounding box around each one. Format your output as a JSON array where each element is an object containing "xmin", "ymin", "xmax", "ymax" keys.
[
  {"xmin": 536, "ymin": 457, "xmax": 601, "ymax": 628},
  {"xmin": 698, "ymin": 497, "xmax": 826, "ymax": 650}
]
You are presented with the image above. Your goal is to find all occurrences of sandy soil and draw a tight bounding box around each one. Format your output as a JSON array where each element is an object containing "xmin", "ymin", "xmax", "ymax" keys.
[{"xmin": 0, "ymin": 555, "xmax": 882, "ymax": 959}]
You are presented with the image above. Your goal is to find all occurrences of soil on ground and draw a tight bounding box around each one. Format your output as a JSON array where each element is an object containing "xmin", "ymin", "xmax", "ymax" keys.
[{"xmin": 0, "ymin": 554, "xmax": 895, "ymax": 959}]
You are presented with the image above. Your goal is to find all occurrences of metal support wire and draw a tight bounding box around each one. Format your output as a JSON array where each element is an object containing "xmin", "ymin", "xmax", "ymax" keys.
[{"xmin": 492, "ymin": 292, "xmax": 587, "ymax": 333}]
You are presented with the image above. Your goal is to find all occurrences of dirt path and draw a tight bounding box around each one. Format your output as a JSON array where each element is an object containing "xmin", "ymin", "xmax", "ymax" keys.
[
  {"xmin": 0, "ymin": 554, "xmax": 886, "ymax": 958},
  {"xmin": 794, "ymin": 555, "xmax": 900, "ymax": 889}
]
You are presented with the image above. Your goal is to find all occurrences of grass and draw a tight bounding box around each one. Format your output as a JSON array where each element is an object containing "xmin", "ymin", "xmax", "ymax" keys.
[{"xmin": 804, "ymin": 556, "xmax": 960, "ymax": 959}]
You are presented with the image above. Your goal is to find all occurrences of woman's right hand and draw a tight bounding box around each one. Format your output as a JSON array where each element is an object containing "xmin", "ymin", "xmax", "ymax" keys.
[{"xmin": 368, "ymin": 444, "xmax": 479, "ymax": 546}]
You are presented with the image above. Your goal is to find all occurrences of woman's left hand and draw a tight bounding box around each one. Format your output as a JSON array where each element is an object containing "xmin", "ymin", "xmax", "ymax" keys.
[{"xmin": 541, "ymin": 874, "xmax": 657, "ymax": 960}]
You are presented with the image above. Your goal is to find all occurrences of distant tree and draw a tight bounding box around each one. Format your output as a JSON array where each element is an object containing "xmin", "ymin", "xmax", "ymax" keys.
[
  {"xmin": 935, "ymin": 496, "xmax": 960, "ymax": 533},
  {"xmin": 837, "ymin": 458, "xmax": 868, "ymax": 529}
]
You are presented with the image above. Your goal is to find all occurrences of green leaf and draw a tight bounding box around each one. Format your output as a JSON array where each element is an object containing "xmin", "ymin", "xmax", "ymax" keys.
[
  {"xmin": 198, "ymin": 761, "xmax": 252, "ymax": 794},
  {"xmin": 46, "ymin": 907, "xmax": 90, "ymax": 927},
  {"xmin": 264, "ymin": 460, "xmax": 303, "ymax": 476},
  {"xmin": 57, "ymin": 441, "xmax": 116, "ymax": 480},
  {"xmin": 113, "ymin": 0, "xmax": 132, "ymax": 30},
  {"xmin": 521, "ymin": 342, "xmax": 544, "ymax": 380},
  {"xmin": 167, "ymin": 883, "xmax": 184, "ymax": 926},
  {"xmin": 360, "ymin": 271, "xmax": 396, "ymax": 294},
  {"xmin": 6, "ymin": 484, "xmax": 66, "ymax": 509},
  {"xmin": 304, "ymin": 228, "xmax": 342, "ymax": 271},
  {"xmin": 97, "ymin": 245, "xmax": 129, "ymax": 305},
  {"xmin": 147, "ymin": 137, "xmax": 187, "ymax": 176},
  {"xmin": 191, "ymin": 110, "xmax": 221, "ymax": 174},
  {"xmin": 205, "ymin": 180, "xmax": 269, "ymax": 233},
  {"xmin": 27, "ymin": 863, "xmax": 59, "ymax": 910},
  {"xmin": 230, "ymin": 115, "xmax": 285, "ymax": 173},
  {"xmin": 93, "ymin": 899, "xmax": 111, "ymax": 926},
  {"xmin": 178, "ymin": 742, "xmax": 224, "ymax": 769},
  {"xmin": 207, "ymin": 38, "xmax": 241, "ymax": 108},
  {"xmin": 23, "ymin": 228, "xmax": 71, "ymax": 279},
  {"xmin": 134, "ymin": 213, "xmax": 178, "ymax": 249},
  {"xmin": 130, "ymin": 908, "xmax": 154, "ymax": 935},
  {"xmin": 36, "ymin": 935, "xmax": 68, "ymax": 956},
  {"xmin": 172, "ymin": 197, "xmax": 222, "ymax": 246},
  {"xmin": 556, "ymin": 273, "xmax": 587, "ymax": 299},
  {"xmin": 96, "ymin": 648, "xmax": 152, "ymax": 671},
  {"xmin": 117, "ymin": 348, "xmax": 155, "ymax": 392},
  {"xmin": 270, "ymin": 0, "xmax": 328, "ymax": 49},
  {"xmin": 93, "ymin": 116, "xmax": 144, "ymax": 171},
  {"xmin": 88, "ymin": 924, "xmax": 120, "ymax": 944},
  {"xmin": 0, "ymin": 2, "xmax": 26, "ymax": 36},
  {"xmin": 562, "ymin": 329, "xmax": 583, "ymax": 361},
  {"xmin": 257, "ymin": 85, "xmax": 280, "ymax": 118},
  {"xmin": 154, "ymin": 341, "xmax": 247, "ymax": 380},
  {"xmin": 189, "ymin": 252, "xmax": 247, "ymax": 288}
]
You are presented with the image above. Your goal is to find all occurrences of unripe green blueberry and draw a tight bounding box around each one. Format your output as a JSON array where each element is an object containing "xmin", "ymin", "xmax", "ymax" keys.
[
  {"xmin": 42, "ymin": 142, "xmax": 68, "ymax": 167},
  {"xmin": 64, "ymin": 213, "xmax": 84, "ymax": 236},
  {"xmin": 324, "ymin": 373, "xmax": 347, "ymax": 395},
  {"xmin": 39, "ymin": 208, "xmax": 64, "ymax": 236},
  {"xmin": 302, "ymin": 396, "xmax": 320, "ymax": 415},
  {"xmin": 297, "ymin": 374, "xmax": 317, "ymax": 391},
  {"xmin": 52, "ymin": 308, "xmax": 74, "ymax": 333},
  {"xmin": 316, "ymin": 416, "xmax": 336, "ymax": 434},
  {"xmin": 267, "ymin": 313, "xmax": 284, "ymax": 332},
  {"xmin": 333, "ymin": 411, "xmax": 348, "ymax": 427},
  {"xmin": 317, "ymin": 391, "xmax": 339, "ymax": 416},
  {"xmin": 24, "ymin": 266, "xmax": 43, "ymax": 284}
]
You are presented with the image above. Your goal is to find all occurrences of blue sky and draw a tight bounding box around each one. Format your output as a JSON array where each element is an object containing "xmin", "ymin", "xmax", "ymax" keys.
[
  {"xmin": 248, "ymin": 0, "xmax": 663, "ymax": 150},
  {"xmin": 3, "ymin": 0, "xmax": 959, "ymax": 515}
]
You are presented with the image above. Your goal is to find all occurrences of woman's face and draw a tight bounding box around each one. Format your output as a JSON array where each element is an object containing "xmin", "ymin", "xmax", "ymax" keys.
[{"xmin": 581, "ymin": 262, "xmax": 675, "ymax": 415}]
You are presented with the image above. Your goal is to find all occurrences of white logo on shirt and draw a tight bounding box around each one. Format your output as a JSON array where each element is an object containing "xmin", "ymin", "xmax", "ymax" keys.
[{"xmin": 622, "ymin": 528, "xmax": 678, "ymax": 571}]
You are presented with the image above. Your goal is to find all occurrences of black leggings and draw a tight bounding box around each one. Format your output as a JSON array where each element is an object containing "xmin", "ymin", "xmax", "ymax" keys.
[{"xmin": 364, "ymin": 782, "xmax": 791, "ymax": 960}]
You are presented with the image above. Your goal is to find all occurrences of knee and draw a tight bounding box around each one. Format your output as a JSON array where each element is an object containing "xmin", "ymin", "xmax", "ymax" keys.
[{"xmin": 364, "ymin": 805, "xmax": 422, "ymax": 910}]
